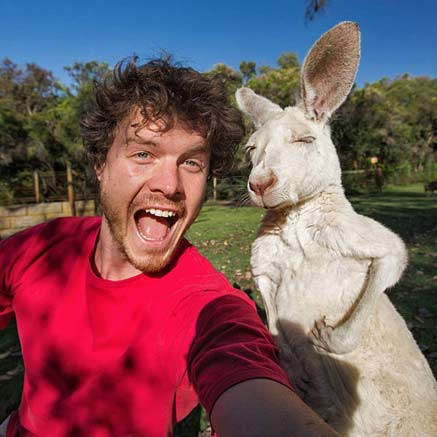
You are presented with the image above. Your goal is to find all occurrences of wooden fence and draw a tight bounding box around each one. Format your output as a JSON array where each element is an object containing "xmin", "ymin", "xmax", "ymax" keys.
[
  {"xmin": 4, "ymin": 163, "xmax": 96, "ymax": 209},
  {"xmin": 0, "ymin": 199, "xmax": 96, "ymax": 239}
]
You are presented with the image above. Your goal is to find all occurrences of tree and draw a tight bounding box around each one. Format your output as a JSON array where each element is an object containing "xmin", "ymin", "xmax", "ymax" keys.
[
  {"xmin": 258, "ymin": 65, "xmax": 274, "ymax": 75},
  {"xmin": 277, "ymin": 52, "xmax": 299, "ymax": 70},
  {"xmin": 64, "ymin": 61, "xmax": 110, "ymax": 92},
  {"xmin": 239, "ymin": 61, "xmax": 256, "ymax": 83},
  {"xmin": 246, "ymin": 58, "xmax": 300, "ymax": 108},
  {"xmin": 0, "ymin": 59, "xmax": 59, "ymax": 115},
  {"xmin": 52, "ymin": 61, "xmax": 111, "ymax": 156},
  {"xmin": 0, "ymin": 58, "xmax": 110, "ymax": 202},
  {"xmin": 0, "ymin": 58, "xmax": 62, "ymax": 169},
  {"xmin": 305, "ymin": 0, "xmax": 329, "ymax": 22},
  {"xmin": 332, "ymin": 76, "xmax": 437, "ymax": 174},
  {"xmin": 204, "ymin": 63, "xmax": 243, "ymax": 99}
]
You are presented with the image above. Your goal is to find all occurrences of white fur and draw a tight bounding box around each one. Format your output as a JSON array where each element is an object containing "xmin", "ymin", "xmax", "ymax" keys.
[{"xmin": 237, "ymin": 22, "xmax": 437, "ymax": 436}]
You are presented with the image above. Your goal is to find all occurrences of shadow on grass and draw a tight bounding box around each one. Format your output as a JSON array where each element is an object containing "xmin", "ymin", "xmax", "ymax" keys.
[
  {"xmin": 1, "ymin": 189, "xmax": 436, "ymax": 430},
  {"xmin": 350, "ymin": 193, "xmax": 437, "ymax": 243},
  {"xmin": 350, "ymin": 191, "xmax": 437, "ymax": 376},
  {"xmin": 0, "ymin": 320, "xmax": 23, "ymax": 421}
]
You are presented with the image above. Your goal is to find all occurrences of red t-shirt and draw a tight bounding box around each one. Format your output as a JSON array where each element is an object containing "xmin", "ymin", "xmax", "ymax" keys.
[{"xmin": 0, "ymin": 217, "xmax": 292, "ymax": 436}]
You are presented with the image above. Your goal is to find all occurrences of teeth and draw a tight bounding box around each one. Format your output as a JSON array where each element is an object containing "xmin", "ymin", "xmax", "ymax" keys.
[{"xmin": 145, "ymin": 208, "xmax": 176, "ymax": 218}]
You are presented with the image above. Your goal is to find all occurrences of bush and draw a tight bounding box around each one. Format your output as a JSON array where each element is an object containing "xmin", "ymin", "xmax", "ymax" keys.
[
  {"xmin": 0, "ymin": 181, "xmax": 13, "ymax": 204},
  {"xmin": 206, "ymin": 176, "xmax": 248, "ymax": 203}
]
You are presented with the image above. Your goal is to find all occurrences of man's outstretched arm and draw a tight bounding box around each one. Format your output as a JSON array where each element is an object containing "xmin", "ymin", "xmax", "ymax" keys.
[{"xmin": 211, "ymin": 378, "xmax": 338, "ymax": 437}]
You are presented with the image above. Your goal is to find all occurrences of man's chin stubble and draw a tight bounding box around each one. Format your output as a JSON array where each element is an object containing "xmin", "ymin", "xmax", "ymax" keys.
[{"xmin": 123, "ymin": 244, "xmax": 172, "ymax": 274}]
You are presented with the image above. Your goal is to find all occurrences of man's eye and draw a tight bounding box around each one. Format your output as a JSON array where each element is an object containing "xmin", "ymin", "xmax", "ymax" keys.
[
  {"xmin": 184, "ymin": 160, "xmax": 203, "ymax": 172},
  {"xmin": 135, "ymin": 151, "xmax": 150, "ymax": 159}
]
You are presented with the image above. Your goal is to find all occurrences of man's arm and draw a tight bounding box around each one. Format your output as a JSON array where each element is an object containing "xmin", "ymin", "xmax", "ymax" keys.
[{"xmin": 211, "ymin": 378, "xmax": 338, "ymax": 437}]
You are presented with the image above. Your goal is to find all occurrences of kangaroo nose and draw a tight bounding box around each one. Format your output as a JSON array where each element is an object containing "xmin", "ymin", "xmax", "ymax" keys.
[{"xmin": 249, "ymin": 174, "xmax": 275, "ymax": 196}]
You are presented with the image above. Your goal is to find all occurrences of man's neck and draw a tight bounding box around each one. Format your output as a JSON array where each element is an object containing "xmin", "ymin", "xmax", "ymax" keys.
[{"xmin": 93, "ymin": 217, "xmax": 142, "ymax": 281}]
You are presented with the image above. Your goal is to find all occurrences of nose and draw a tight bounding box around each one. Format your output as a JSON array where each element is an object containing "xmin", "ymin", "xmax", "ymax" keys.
[
  {"xmin": 148, "ymin": 161, "xmax": 183, "ymax": 199},
  {"xmin": 249, "ymin": 173, "xmax": 275, "ymax": 196}
]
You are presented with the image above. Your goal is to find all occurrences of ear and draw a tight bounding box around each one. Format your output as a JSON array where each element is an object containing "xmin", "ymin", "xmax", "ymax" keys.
[
  {"xmin": 300, "ymin": 21, "xmax": 360, "ymax": 122},
  {"xmin": 94, "ymin": 162, "xmax": 105, "ymax": 182},
  {"xmin": 236, "ymin": 87, "xmax": 283, "ymax": 128}
]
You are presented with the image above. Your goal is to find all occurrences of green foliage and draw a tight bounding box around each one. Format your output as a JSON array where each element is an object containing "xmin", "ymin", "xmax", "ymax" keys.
[
  {"xmin": 0, "ymin": 54, "xmax": 435, "ymax": 205},
  {"xmin": 204, "ymin": 63, "xmax": 242, "ymax": 100},
  {"xmin": 206, "ymin": 176, "xmax": 248, "ymax": 203},
  {"xmin": 239, "ymin": 61, "xmax": 256, "ymax": 83},
  {"xmin": 247, "ymin": 67, "xmax": 300, "ymax": 107},
  {"xmin": 244, "ymin": 52, "xmax": 300, "ymax": 108},
  {"xmin": 64, "ymin": 61, "xmax": 110, "ymax": 92},
  {"xmin": 277, "ymin": 52, "xmax": 299, "ymax": 69},
  {"xmin": 0, "ymin": 180, "xmax": 13, "ymax": 204},
  {"xmin": 332, "ymin": 76, "xmax": 437, "ymax": 172},
  {"xmin": 0, "ymin": 58, "xmax": 110, "ymax": 204},
  {"xmin": 258, "ymin": 65, "xmax": 273, "ymax": 75},
  {"xmin": 54, "ymin": 61, "xmax": 110, "ymax": 155},
  {"xmin": 305, "ymin": 0, "xmax": 329, "ymax": 21},
  {"xmin": 0, "ymin": 58, "xmax": 62, "ymax": 173}
]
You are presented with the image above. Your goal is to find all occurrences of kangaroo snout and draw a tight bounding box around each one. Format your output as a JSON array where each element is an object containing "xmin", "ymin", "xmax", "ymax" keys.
[{"xmin": 249, "ymin": 172, "xmax": 276, "ymax": 196}]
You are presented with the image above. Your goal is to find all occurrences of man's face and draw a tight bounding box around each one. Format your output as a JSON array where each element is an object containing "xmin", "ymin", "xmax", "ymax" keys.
[{"xmin": 96, "ymin": 111, "xmax": 210, "ymax": 273}]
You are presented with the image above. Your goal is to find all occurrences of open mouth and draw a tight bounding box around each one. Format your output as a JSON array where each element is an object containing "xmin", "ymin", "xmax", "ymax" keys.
[{"xmin": 134, "ymin": 208, "xmax": 179, "ymax": 242}]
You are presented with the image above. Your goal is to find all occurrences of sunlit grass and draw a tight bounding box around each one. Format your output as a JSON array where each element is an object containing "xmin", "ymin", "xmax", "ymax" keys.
[
  {"xmin": 188, "ymin": 185, "xmax": 437, "ymax": 376},
  {"xmin": 1, "ymin": 184, "xmax": 436, "ymax": 432}
]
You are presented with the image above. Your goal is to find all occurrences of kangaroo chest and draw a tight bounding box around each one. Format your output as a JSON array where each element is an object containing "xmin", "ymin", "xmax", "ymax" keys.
[{"xmin": 252, "ymin": 213, "xmax": 369, "ymax": 332}]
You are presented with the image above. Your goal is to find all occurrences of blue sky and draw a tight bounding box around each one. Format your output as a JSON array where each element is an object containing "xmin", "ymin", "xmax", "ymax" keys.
[{"xmin": 1, "ymin": 0, "xmax": 436, "ymax": 88}]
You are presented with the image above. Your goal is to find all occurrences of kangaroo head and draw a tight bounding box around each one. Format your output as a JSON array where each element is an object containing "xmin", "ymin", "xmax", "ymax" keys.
[{"xmin": 236, "ymin": 21, "xmax": 360, "ymax": 209}]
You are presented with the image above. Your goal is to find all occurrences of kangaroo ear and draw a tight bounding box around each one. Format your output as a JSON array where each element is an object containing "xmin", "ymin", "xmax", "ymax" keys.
[
  {"xmin": 236, "ymin": 87, "xmax": 283, "ymax": 128},
  {"xmin": 300, "ymin": 21, "xmax": 360, "ymax": 122}
]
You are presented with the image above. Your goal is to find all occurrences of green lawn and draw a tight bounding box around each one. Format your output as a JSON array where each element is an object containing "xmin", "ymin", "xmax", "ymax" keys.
[
  {"xmin": 1, "ymin": 184, "xmax": 436, "ymax": 432},
  {"xmin": 188, "ymin": 183, "xmax": 437, "ymax": 376},
  {"xmin": 187, "ymin": 203, "xmax": 264, "ymax": 296}
]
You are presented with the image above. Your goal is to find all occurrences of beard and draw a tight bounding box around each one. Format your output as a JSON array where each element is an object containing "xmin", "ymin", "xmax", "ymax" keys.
[{"xmin": 99, "ymin": 188, "xmax": 185, "ymax": 274}]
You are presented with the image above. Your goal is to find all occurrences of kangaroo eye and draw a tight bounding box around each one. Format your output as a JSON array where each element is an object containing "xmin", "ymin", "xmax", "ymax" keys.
[
  {"xmin": 245, "ymin": 144, "xmax": 256, "ymax": 155},
  {"xmin": 295, "ymin": 136, "xmax": 316, "ymax": 144}
]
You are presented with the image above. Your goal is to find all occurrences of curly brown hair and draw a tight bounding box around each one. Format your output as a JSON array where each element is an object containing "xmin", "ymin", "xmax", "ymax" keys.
[{"xmin": 81, "ymin": 57, "xmax": 244, "ymax": 176}]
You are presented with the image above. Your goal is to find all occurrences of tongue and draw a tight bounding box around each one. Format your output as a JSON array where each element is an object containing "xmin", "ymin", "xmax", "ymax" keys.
[{"xmin": 136, "ymin": 211, "xmax": 170, "ymax": 240}]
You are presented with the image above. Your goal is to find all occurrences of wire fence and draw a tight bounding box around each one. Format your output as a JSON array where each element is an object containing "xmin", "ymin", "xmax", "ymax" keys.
[
  {"xmin": 2, "ymin": 164, "xmax": 435, "ymax": 208},
  {"xmin": 1, "ymin": 164, "xmax": 96, "ymax": 209}
]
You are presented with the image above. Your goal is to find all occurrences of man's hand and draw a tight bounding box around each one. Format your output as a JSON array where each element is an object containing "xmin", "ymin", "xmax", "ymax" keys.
[{"xmin": 210, "ymin": 378, "xmax": 339, "ymax": 436}]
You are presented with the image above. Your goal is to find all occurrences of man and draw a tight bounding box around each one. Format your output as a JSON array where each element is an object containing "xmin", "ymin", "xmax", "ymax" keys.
[{"xmin": 0, "ymin": 58, "xmax": 336, "ymax": 436}]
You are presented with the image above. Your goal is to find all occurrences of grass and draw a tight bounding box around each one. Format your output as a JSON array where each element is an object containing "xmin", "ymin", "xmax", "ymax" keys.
[
  {"xmin": 348, "ymin": 184, "xmax": 437, "ymax": 363},
  {"xmin": 0, "ymin": 320, "xmax": 23, "ymax": 421},
  {"xmin": 1, "ymin": 184, "xmax": 436, "ymax": 432},
  {"xmin": 187, "ymin": 204, "xmax": 264, "ymax": 299},
  {"xmin": 187, "ymin": 185, "xmax": 437, "ymax": 376}
]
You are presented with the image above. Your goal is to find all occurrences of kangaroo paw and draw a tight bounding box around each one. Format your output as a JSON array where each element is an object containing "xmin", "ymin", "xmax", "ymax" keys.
[{"xmin": 311, "ymin": 317, "xmax": 357, "ymax": 354}]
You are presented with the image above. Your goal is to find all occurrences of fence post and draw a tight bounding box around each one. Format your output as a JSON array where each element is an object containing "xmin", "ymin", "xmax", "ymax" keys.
[
  {"xmin": 33, "ymin": 171, "xmax": 41, "ymax": 203},
  {"xmin": 66, "ymin": 162, "xmax": 76, "ymax": 216},
  {"xmin": 213, "ymin": 177, "xmax": 217, "ymax": 202}
]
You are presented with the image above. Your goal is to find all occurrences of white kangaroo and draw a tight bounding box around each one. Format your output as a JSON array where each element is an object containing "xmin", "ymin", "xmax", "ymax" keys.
[{"xmin": 236, "ymin": 22, "xmax": 437, "ymax": 436}]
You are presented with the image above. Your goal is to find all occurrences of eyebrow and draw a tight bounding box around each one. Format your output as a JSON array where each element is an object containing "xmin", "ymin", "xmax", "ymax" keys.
[
  {"xmin": 125, "ymin": 135, "xmax": 209, "ymax": 158},
  {"xmin": 126, "ymin": 136, "xmax": 157, "ymax": 146},
  {"xmin": 184, "ymin": 145, "xmax": 210, "ymax": 155},
  {"xmin": 178, "ymin": 145, "xmax": 210, "ymax": 164}
]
